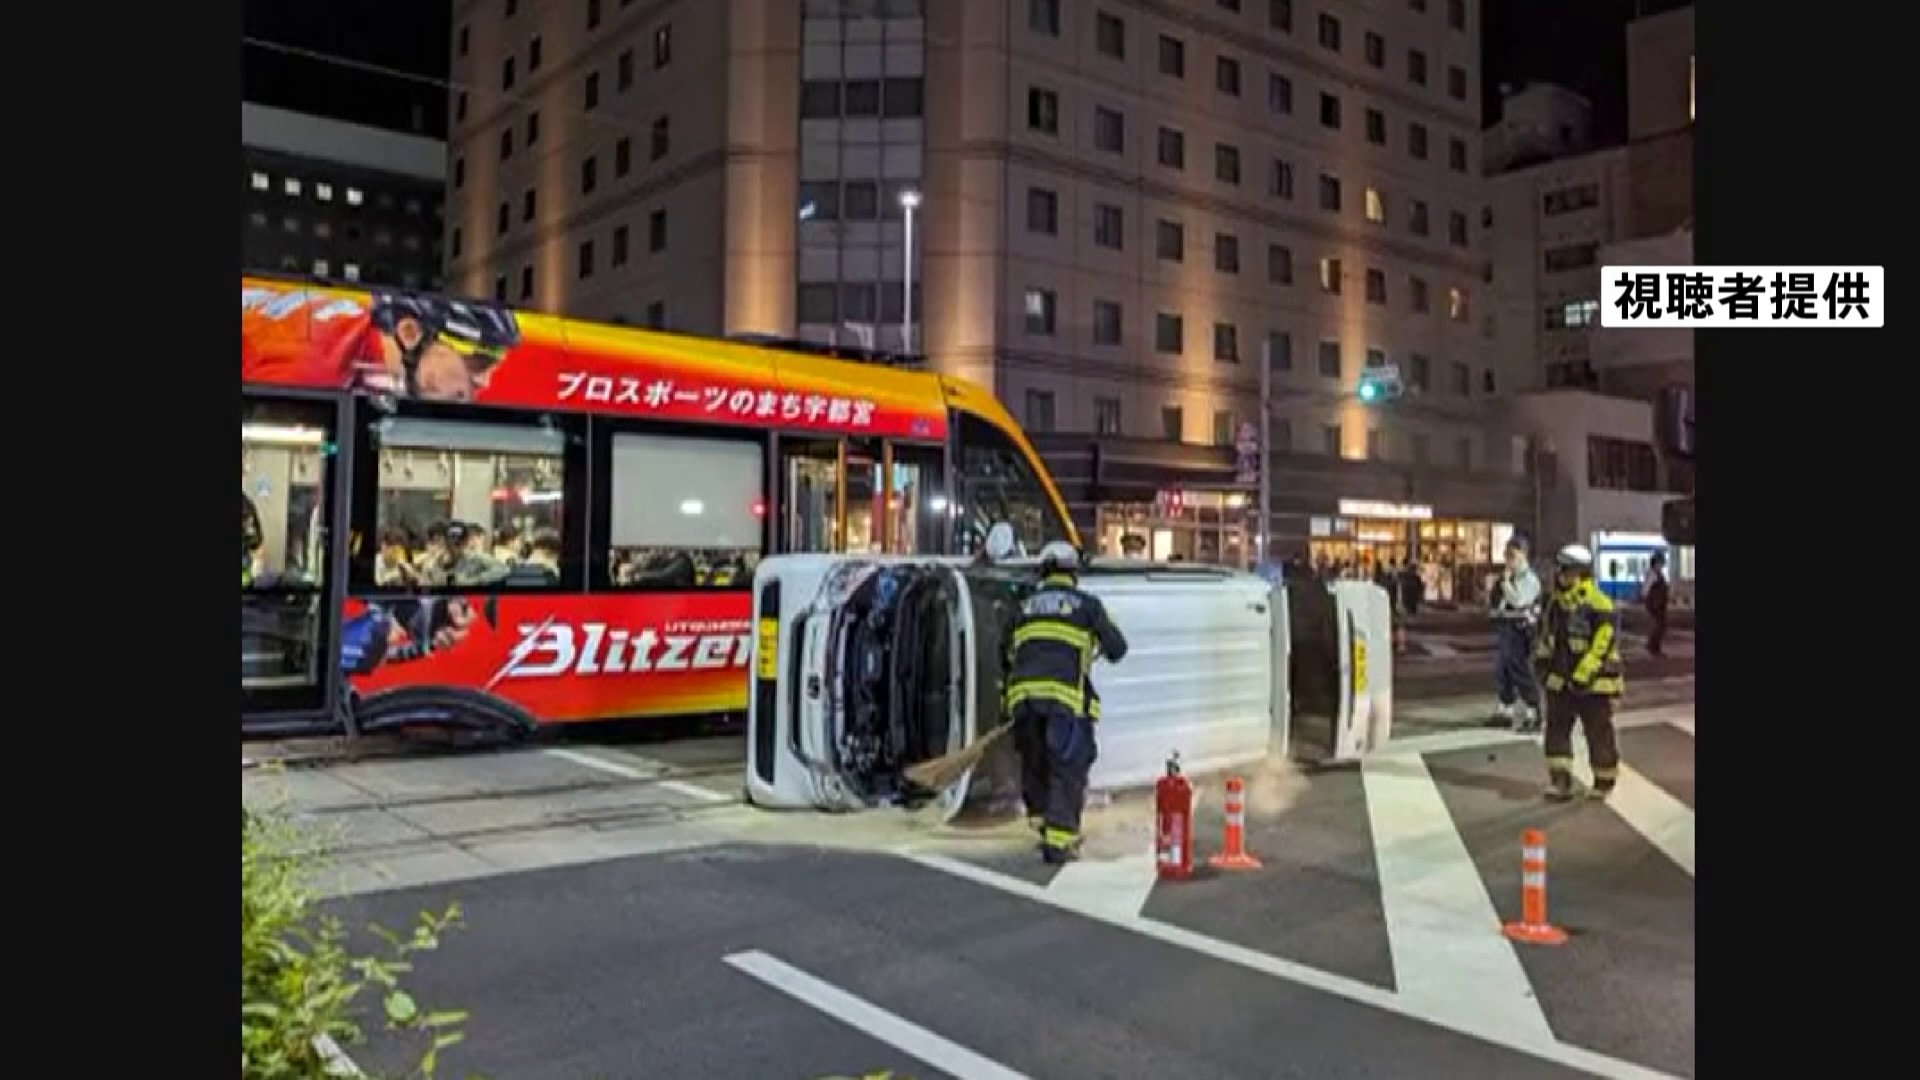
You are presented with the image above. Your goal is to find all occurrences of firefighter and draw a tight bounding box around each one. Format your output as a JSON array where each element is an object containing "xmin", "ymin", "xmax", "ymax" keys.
[
  {"xmin": 1007, "ymin": 540, "xmax": 1128, "ymax": 864},
  {"xmin": 1534, "ymin": 544, "xmax": 1626, "ymax": 801}
]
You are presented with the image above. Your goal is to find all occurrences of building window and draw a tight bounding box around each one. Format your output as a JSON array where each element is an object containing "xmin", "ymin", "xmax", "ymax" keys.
[
  {"xmin": 1268, "ymin": 158, "xmax": 1295, "ymax": 200},
  {"xmin": 1159, "ymin": 34, "xmax": 1184, "ymax": 77},
  {"xmin": 798, "ymin": 284, "xmax": 836, "ymax": 324},
  {"xmin": 1267, "ymin": 244, "xmax": 1293, "ymax": 284},
  {"xmin": 497, "ymin": 202, "xmax": 510, "ymax": 236},
  {"xmin": 1408, "ymin": 49, "xmax": 1428, "ymax": 86},
  {"xmin": 1155, "ymin": 313, "xmax": 1184, "ymax": 354},
  {"xmin": 1449, "ymin": 287, "xmax": 1469, "ymax": 321},
  {"xmin": 248, "ymin": 170, "xmax": 269, "ymax": 191},
  {"xmin": 1094, "ymin": 396, "xmax": 1122, "ymax": 435},
  {"xmin": 1217, "ymin": 56, "xmax": 1241, "ymax": 96},
  {"xmin": 1410, "ymin": 354, "xmax": 1431, "ymax": 391},
  {"xmin": 646, "ymin": 301, "xmax": 666, "ymax": 329},
  {"xmin": 1448, "ymin": 211, "xmax": 1468, "ymax": 247},
  {"xmin": 1155, "ymin": 220, "xmax": 1184, "ymax": 261},
  {"xmin": 1213, "ymin": 322, "xmax": 1239, "ymax": 363},
  {"xmin": 530, "ymin": 35, "xmax": 543, "ymax": 72},
  {"xmin": 1411, "ymin": 276, "xmax": 1430, "ymax": 312},
  {"xmin": 1366, "ymin": 108, "xmax": 1386, "ymax": 145},
  {"xmin": 494, "ymin": 275, "xmax": 508, "ymax": 302},
  {"xmin": 1215, "ymin": 143, "xmax": 1241, "ymax": 184},
  {"xmin": 1318, "ymin": 340, "xmax": 1341, "ymax": 378},
  {"xmin": 458, "ymin": 25, "xmax": 470, "ymax": 56},
  {"xmin": 1219, "ymin": 0, "xmax": 1241, "ymax": 11},
  {"xmin": 1268, "ymin": 72, "xmax": 1293, "ymax": 114},
  {"xmin": 1322, "ymin": 423, "xmax": 1341, "ymax": 456},
  {"xmin": 1364, "ymin": 186, "xmax": 1385, "ymax": 223},
  {"xmin": 1544, "ymin": 243, "xmax": 1599, "ymax": 272},
  {"xmin": 1157, "ymin": 127, "xmax": 1185, "ymax": 169},
  {"xmin": 1213, "ymin": 410, "xmax": 1235, "ymax": 446},
  {"xmin": 1096, "ymin": 12, "xmax": 1125, "ymax": 58},
  {"xmin": 520, "ymin": 265, "xmax": 534, "ymax": 300},
  {"xmin": 800, "ymin": 81, "xmax": 840, "ymax": 118},
  {"xmin": 522, "ymin": 187, "xmax": 537, "ymax": 222},
  {"xmin": 1449, "ymin": 137, "xmax": 1467, "ymax": 172},
  {"xmin": 1028, "ymin": 87, "xmax": 1059, "ymax": 134},
  {"xmin": 456, "ymin": 92, "xmax": 468, "ymax": 122},
  {"xmin": 616, "ymin": 137, "xmax": 632, "ymax": 177},
  {"xmin": 653, "ymin": 24, "xmax": 672, "ymax": 68},
  {"xmin": 1030, "ymin": 0, "xmax": 1060, "ymax": 36},
  {"xmin": 1409, "ymin": 122, "xmax": 1429, "ymax": 160},
  {"xmin": 1410, "ymin": 199, "xmax": 1430, "ymax": 236},
  {"xmin": 1318, "ymin": 13, "xmax": 1341, "ymax": 50},
  {"xmin": 1483, "ymin": 369, "xmax": 1497, "ymax": 395},
  {"xmin": 1543, "ymin": 183, "xmax": 1601, "ymax": 215},
  {"xmin": 1025, "ymin": 390, "xmax": 1057, "ymax": 433},
  {"xmin": 1588, "ymin": 437, "xmax": 1659, "ymax": 491},
  {"xmin": 282, "ymin": 177, "xmax": 302, "ymax": 197},
  {"xmin": 798, "ymin": 181, "xmax": 840, "ymax": 220},
  {"xmin": 585, "ymin": 71, "xmax": 601, "ymax": 111},
  {"xmin": 502, "ymin": 56, "xmax": 515, "ymax": 90},
  {"xmin": 1094, "ymin": 106, "xmax": 1125, "ymax": 153},
  {"xmin": 1367, "ymin": 428, "xmax": 1386, "ymax": 462},
  {"xmin": 1027, "ymin": 187, "xmax": 1059, "ymax": 234},
  {"xmin": 1448, "ymin": 0, "xmax": 1467, "ymax": 31},
  {"xmin": 651, "ymin": 115, "xmax": 671, "ymax": 160},
  {"xmin": 340, "ymin": 263, "xmax": 360, "ymax": 282},
  {"xmin": 1093, "ymin": 299, "xmax": 1123, "ymax": 344},
  {"xmin": 843, "ymin": 181, "xmax": 879, "ymax": 219},
  {"xmin": 579, "ymin": 240, "xmax": 595, "ymax": 280},
  {"xmin": 613, "ymin": 224, "xmax": 630, "ymax": 266},
  {"xmin": 1319, "ymin": 257, "xmax": 1341, "ymax": 294},
  {"xmin": 649, "ymin": 209, "xmax": 667, "ymax": 252},
  {"xmin": 451, "ymin": 227, "xmax": 463, "ymax": 258},
  {"xmin": 453, "ymin": 159, "xmax": 465, "ymax": 189},
  {"xmin": 1271, "ymin": 0, "xmax": 1293, "ymax": 32},
  {"xmin": 1162, "ymin": 406, "xmax": 1184, "ymax": 442},
  {"xmin": 586, "ymin": 0, "xmax": 601, "ymax": 29},
  {"xmin": 246, "ymin": 210, "xmax": 266, "ymax": 228},
  {"xmin": 311, "ymin": 258, "xmax": 329, "ymax": 277},
  {"xmin": 527, "ymin": 111, "xmax": 541, "ymax": 145},
  {"xmin": 500, "ymin": 128, "xmax": 513, "ymax": 161},
  {"xmin": 618, "ymin": 49, "xmax": 634, "ymax": 90},
  {"xmin": 1365, "ymin": 268, "xmax": 1386, "ymax": 304},
  {"xmin": 1024, "ymin": 287, "xmax": 1057, "ymax": 335},
  {"xmin": 1365, "ymin": 31, "xmax": 1385, "ymax": 67},
  {"xmin": 847, "ymin": 80, "xmax": 881, "ymax": 117},
  {"xmin": 1214, "ymin": 232, "xmax": 1240, "ymax": 274},
  {"xmin": 1320, "ymin": 92, "xmax": 1341, "ymax": 128},
  {"xmin": 1094, "ymin": 203, "xmax": 1124, "ymax": 249},
  {"xmin": 1319, "ymin": 173, "xmax": 1341, "ymax": 212},
  {"xmin": 1448, "ymin": 65, "xmax": 1467, "ymax": 101},
  {"xmin": 581, "ymin": 156, "xmax": 598, "ymax": 194},
  {"xmin": 883, "ymin": 77, "xmax": 925, "ymax": 118},
  {"xmin": 1266, "ymin": 331, "xmax": 1292, "ymax": 369}
]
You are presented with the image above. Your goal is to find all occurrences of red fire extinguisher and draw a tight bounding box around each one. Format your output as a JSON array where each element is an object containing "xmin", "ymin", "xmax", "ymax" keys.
[{"xmin": 1156, "ymin": 751, "xmax": 1194, "ymax": 880}]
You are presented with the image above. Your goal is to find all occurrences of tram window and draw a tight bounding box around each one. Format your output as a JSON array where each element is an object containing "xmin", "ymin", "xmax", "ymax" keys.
[
  {"xmin": 242, "ymin": 417, "xmax": 333, "ymax": 588},
  {"xmin": 605, "ymin": 433, "xmax": 763, "ymax": 590},
  {"xmin": 367, "ymin": 415, "xmax": 574, "ymax": 590},
  {"xmin": 953, "ymin": 413, "xmax": 1070, "ymax": 556}
]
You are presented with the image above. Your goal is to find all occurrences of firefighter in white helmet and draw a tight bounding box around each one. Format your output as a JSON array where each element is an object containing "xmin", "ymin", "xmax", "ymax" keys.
[
  {"xmin": 1533, "ymin": 544, "xmax": 1626, "ymax": 800},
  {"xmin": 1005, "ymin": 540, "xmax": 1129, "ymax": 864}
]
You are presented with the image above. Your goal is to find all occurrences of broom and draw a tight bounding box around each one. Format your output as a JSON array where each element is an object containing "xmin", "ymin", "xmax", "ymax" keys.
[{"xmin": 903, "ymin": 723, "xmax": 1013, "ymax": 792}]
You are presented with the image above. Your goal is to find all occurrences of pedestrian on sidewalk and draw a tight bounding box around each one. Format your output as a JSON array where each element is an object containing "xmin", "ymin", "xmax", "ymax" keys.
[
  {"xmin": 1400, "ymin": 562, "xmax": 1425, "ymax": 616},
  {"xmin": 1534, "ymin": 545, "xmax": 1626, "ymax": 801},
  {"xmin": 1488, "ymin": 537, "xmax": 1543, "ymax": 731},
  {"xmin": 1643, "ymin": 552, "xmax": 1671, "ymax": 657}
]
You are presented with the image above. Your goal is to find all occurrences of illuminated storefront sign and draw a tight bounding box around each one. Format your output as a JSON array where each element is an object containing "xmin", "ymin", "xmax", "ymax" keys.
[{"xmin": 1337, "ymin": 499, "xmax": 1434, "ymax": 521}]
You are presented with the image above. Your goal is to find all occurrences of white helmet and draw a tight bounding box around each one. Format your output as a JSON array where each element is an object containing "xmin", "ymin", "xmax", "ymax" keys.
[
  {"xmin": 1555, "ymin": 544, "xmax": 1594, "ymax": 570},
  {"xmin": 1038, "ymin": 540, "xmax": 1081, "ymax": 573}
]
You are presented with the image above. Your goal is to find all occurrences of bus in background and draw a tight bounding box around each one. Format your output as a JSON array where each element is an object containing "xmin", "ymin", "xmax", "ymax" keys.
[{"xmin": 240, "ymin": 275, "xmax": 1075, "ymax": 739}]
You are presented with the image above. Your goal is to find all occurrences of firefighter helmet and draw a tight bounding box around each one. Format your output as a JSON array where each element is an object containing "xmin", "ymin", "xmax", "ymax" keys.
[
  {"xmin": 1555, "ymin": 544, "xmax": 1595, "ymax": 570},
  {"xmin": 1038, "ymin": 540, "xmax": 1081, "ymax": 575}
]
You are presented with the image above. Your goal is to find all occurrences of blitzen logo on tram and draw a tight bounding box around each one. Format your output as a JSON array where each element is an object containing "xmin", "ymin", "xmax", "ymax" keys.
[{"xmin": 491, "ymin": 619, "xmax": 755, "ymax": 682}]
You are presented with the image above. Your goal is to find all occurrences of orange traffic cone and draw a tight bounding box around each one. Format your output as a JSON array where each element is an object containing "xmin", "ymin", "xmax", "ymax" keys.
[
  {"xmin": 1501, "ymin": 828, "xmax": 1568, "ymax": 946},
  {"xmin": 1207, "ymin": 777, "xmax": 1262, "ymax": 871}
]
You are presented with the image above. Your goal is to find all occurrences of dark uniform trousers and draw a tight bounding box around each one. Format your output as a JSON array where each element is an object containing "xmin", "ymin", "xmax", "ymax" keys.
[
  {"xmin": 1536, "ymin": 578, "xmax": 1626, "ymax": 794},
  {"xmin": 1005, "ymin": 572, "xmax": 1128, "ymax": 857}
]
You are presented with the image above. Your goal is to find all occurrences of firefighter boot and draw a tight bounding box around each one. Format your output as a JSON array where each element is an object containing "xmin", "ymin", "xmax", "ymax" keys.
[{"xmin": 1543, "ymin": 768, "xmax": 1580, "ymax": 802}]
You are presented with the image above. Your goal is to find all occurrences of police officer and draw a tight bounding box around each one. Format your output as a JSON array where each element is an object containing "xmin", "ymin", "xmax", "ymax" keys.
[
  {"xmin": 1489, "ymin": 536, "xmax": 1543, "ymax": 732},
  {"xmin": 1534, "ymin": 544, "xmax": 1626, "ymax": 801},
  {"xmin": 1007, "ymin": 541, "xmax": 1128, "ymax": 864}
]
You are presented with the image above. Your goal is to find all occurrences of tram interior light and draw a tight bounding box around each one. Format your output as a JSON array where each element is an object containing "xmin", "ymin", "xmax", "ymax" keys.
[{"xmin": 680, "ymin": 499, "xmax": 705, "ymax": 516}]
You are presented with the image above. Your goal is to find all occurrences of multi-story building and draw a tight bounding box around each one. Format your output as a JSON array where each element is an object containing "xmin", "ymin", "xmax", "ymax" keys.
[
  {"xmin": 241, "ymin": 102, "xmax": 449, "ymax": 289},
  {"xmin": 446, "ymin": 0, "xmax": 1529, "ymax": 590}
]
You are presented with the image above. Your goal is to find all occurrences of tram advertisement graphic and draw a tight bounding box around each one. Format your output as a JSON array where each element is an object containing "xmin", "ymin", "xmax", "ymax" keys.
[
  {"xmin": 341, "ymin": 592, "xmax": 755, "ymax": 726},
  {"xmin": 241, "ymin": 278, "xmax": 948, "ymax": 440}
]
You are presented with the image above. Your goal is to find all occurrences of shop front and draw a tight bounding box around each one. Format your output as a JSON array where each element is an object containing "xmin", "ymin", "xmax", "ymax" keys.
[
  {"xmin": 1095, "ymin": 488, "xmax": 1252, "ymax": 568},
  {"xmin": 1307, "ymin": 498, "xmax": 1514, "ymax": 606}
]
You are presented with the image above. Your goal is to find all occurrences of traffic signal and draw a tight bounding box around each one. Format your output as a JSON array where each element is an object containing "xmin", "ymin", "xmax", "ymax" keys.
[{"xmin": 1357, "ymin": 364, "xmax": 1404, "ymax": 404}]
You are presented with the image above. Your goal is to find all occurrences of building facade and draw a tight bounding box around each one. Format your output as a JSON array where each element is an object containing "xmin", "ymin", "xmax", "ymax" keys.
[
  {"xmin": 241, "ymin": 102, "xmax": 449, "ymax": 289},
  {"xmin": 445, "ymin": 0, "xmax": 1528, "ymax": 589}
]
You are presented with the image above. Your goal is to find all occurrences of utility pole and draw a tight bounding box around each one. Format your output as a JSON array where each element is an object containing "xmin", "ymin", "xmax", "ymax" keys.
[{"xmin": 1258, "ymin": 335, "xmax": 1273, "ymax": 566}]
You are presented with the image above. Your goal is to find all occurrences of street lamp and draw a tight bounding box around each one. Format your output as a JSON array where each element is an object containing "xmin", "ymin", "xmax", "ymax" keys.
[{"xmin": 899, "ymin": 189, "xmax": 922, "ymax": 353}]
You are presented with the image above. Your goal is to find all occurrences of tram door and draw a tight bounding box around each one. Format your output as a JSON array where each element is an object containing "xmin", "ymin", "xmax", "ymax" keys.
[
  {"xmin": 779, "ymin": 437, "xmax": 946, "ymax": 555},
  {"xmin": 242, "ymin": 393, "xmax": 345, "ymax": 724}
]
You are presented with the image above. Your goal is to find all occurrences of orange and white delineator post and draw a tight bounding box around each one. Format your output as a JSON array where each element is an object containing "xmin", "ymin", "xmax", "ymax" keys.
[
  {"xmin": 1207, "ymin": 776, "xmax": 1262, "ymax": 871},
  {"xmin": 1501, "ymin": 828, "xmax": 1568, "ymax": 946}
]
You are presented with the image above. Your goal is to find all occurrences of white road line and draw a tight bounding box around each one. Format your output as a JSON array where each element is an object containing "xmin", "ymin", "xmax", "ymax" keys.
[
  {"xmin": 723, "ymin": 950, "xmax": 1030, "ymax": 1080},
  {"xmin": 1569, "ymin": 741, "xmax": 1695, "ymax": 877},
  {"xmin": 903, "ymin": 853, "xmax": 1677, "ymax": 1080},
  {"xmin": 1421, "ymin": 640, "xmax": 1463, "ymax": 658},
  {"xmin": 312, "ymin": 1034, "xmax": 363, "ymax": 1077},
  {"xmin": 543, "ymin": 747, "xmax": 731, "ymax": 804},
  {"xmin": 1360, "ymin": 753, "xmax": 1555, "ymax": 1043},
  {"xmin": 1047, "ymin": 853, "xmax": 1160, "ymax": 921}
]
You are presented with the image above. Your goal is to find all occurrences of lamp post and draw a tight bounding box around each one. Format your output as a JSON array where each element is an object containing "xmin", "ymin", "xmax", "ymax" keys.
[{"xmin": 899, "ymin": 189, "xmax": 921, "ymax": 353}]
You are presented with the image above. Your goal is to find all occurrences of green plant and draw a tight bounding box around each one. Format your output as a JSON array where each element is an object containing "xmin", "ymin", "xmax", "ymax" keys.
[{"xmin": 241, "ymin": 806, "xmax": 469, "ymax": 1079}]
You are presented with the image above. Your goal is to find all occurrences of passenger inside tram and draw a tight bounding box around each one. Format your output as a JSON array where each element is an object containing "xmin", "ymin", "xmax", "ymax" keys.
[{"xmin": 610, "ymin": 546, "xmax": 759, "ymax": 589}]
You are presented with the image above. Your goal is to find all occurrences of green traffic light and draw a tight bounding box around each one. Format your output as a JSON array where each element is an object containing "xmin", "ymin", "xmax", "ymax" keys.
[{"xmin": 1358, "ymin": 382, "xmax": 1380, "ymax": 402}]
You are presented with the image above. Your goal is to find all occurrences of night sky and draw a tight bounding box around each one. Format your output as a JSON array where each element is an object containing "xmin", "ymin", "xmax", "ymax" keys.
[{"xmin": 241, "ymin": 0, "xmax": 1684, "ymax": 149}]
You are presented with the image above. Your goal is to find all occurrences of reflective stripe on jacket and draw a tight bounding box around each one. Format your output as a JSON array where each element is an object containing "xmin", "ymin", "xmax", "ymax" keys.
[
  {"xmin": 1534, "ymin": 578, "xmax": 1625, "ymax": 696},
  {"xmin": 1005, "ymin": 572, "xmax": 1129, "ymax": 721}
]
